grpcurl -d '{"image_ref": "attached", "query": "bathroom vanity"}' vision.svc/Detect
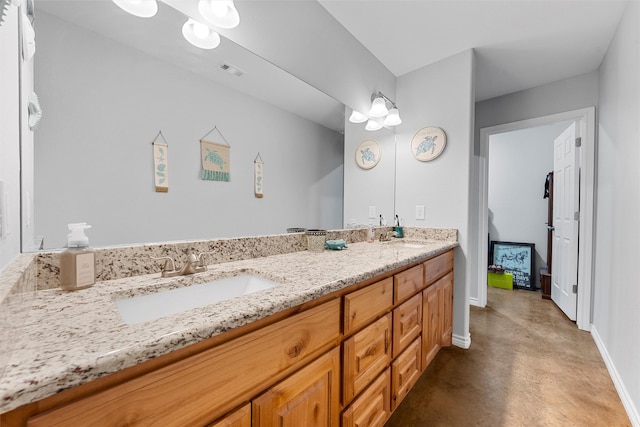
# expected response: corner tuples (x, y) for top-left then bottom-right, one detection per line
(0, 229), (457, 426)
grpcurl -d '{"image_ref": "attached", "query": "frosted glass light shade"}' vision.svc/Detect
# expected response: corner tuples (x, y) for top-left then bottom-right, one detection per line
(383, 108), (402, 126)
(112, 0), (158, 18)
(349, 110), (367, 123)
(365, 119), (383, 131)
(198, 0), (240, 29)
(369, 96), (388, 117)
(182, 19), (220, 49)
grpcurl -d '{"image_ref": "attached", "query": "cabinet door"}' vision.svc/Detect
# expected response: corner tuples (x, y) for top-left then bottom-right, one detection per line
(342, 368), (391, 427)
(440, 272), (454, 347)
(208, 404), (251, 427)
(392, 293), (422, 358)
(422, 282), (441, 370)
(252, 348), (340, 427)
(391, 338), (422, 411)
(343, 313), (392, 403)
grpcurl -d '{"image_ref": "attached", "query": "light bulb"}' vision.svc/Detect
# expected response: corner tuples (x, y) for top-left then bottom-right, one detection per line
(365, 119), (383, 131)
(369, 96), (388, 118)
(383, 108), (402, 126)
(349, 110), (367, 124)
(112, 0), (158, 18)
(198, 0), (240, 28)
(192, 21), (210, 39)
(209, 0), (231, 17)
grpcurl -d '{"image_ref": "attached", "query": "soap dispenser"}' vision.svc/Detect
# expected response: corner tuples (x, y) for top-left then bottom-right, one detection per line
(60, 223), (96, 291)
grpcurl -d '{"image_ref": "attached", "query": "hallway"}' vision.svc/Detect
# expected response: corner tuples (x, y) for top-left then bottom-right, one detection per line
(386, 287), (630, 426)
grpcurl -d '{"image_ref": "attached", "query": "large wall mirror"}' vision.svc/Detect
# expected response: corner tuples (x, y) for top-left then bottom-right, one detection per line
(22, 0), (396, 251)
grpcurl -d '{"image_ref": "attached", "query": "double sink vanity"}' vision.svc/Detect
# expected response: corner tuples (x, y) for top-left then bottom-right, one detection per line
(0, 227), (457, 426)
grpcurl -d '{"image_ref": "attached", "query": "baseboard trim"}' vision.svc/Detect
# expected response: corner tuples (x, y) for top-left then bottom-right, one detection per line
(591, 325), (640, 427)
(452, 333), (471, 349)
(469, 297), (482, 307)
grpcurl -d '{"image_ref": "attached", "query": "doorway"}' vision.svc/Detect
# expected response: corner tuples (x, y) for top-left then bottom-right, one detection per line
(475, 107), (596, 331)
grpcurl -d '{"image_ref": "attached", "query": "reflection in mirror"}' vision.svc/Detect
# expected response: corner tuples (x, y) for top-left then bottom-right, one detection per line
(343, 117), (396, 228)
(26, 1), (348, 250)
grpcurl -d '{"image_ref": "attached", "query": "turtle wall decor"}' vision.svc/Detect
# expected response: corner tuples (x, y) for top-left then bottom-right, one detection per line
(411, 126), (447, 161)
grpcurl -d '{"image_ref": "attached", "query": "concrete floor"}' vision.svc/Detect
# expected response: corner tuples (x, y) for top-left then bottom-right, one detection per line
(386, 286), (630, 426)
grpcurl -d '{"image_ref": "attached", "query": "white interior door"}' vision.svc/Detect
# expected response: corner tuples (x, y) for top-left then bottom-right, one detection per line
(551, 122), (579, 320)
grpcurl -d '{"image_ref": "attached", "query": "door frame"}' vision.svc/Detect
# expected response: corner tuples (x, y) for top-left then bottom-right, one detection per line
(475, 107), (596, 331)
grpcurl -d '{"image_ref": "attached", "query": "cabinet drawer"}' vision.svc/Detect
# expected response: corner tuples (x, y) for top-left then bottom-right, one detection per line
(343, 313), (392, 403)
(344, 277), (393, 335)
(394, 264), (424, 303)
(252, 348), (340, 427)
(392, 293), (422, 358)
(28, 300), (341, 427)
(208, 404), (251, 427)
(425, 250), (453, 286)
(342, 368), (391, 427)
(391, 338), (422, 411)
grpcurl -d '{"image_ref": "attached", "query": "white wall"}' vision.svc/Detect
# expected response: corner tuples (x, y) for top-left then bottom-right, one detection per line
(488, 122), (571, 284)
(394, 50), (475, 347)
(34, 12), (344, 248)
(593, 0), (640, 423)
(0, 7), (22, 272)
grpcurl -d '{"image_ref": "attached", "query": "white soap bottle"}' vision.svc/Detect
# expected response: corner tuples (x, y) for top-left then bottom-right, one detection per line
(367, 222), (375, 243)
(60, 223), (96, 291)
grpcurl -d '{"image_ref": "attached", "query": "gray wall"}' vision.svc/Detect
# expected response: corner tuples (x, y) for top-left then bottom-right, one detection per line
(488, 122), (571, 284)
(593, 0), (640, 420)
(34, 12), (344, 248)
(394, 49), (476, 346)
(0, 7), (22, 271)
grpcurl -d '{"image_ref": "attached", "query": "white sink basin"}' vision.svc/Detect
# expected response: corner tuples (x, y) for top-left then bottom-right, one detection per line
(382, 240), (427, 249)
(115, 275), (280, 325)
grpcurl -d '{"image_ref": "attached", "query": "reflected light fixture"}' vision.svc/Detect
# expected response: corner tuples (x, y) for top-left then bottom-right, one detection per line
(198, 0), (240, 29)
(182, 19), (221, 49)
(349, 110), (367, 123)
(112, 0), (158, 18)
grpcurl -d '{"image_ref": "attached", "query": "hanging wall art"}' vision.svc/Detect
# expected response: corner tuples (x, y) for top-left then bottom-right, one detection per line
(200, 126), (231, 182)
(411, 126), (447, 161)
(152, 131), (169, 192)
(254, 153), (264, 198)
(355, 139), (381, 170)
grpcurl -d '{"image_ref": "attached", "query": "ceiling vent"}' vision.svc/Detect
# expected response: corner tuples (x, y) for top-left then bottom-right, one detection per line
(220, 63), (245, 77)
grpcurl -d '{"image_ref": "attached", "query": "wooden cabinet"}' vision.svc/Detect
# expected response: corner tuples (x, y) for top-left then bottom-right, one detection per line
(343, 277), (393, 335)
(392, 293), (422, 358)
(208, 405), (251, 427)
(342, 368), (392, 427)
(26, 300), (340, 427)
(252, 348), (340, 427)
(343, 313), (392, 403)
(440, 272), (454, 347)
(422, 281), (441, 370)
(425, 250), (453, 286)
(391, 338), (422, 410)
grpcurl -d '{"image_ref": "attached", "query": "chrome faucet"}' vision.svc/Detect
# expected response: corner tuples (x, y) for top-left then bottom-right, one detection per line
(151, 252), (207, 278)
(379, 230), (399, 242)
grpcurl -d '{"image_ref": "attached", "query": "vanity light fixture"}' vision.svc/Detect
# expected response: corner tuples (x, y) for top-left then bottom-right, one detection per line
(348, 110), (368, 124)
(182, 18), (220, 49)
(112, 0), (158, 18)
(352, 91), (402, 131)
(198, 0), (240, 29)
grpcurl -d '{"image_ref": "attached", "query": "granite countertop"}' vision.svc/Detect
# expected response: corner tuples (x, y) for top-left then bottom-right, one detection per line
(0, 238), (457, 414)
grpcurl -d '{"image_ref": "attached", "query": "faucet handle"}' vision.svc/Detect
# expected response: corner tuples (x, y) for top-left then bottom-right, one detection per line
(150, 256), (176, 274)
(197, 251), (217, 267)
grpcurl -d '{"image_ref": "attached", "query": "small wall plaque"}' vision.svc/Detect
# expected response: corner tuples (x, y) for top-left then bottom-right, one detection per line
(411, 126), (447, 161)
(355, 139), (381, 170)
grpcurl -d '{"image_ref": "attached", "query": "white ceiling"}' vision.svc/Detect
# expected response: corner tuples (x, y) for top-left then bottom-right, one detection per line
(319, 0), (629, 101)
